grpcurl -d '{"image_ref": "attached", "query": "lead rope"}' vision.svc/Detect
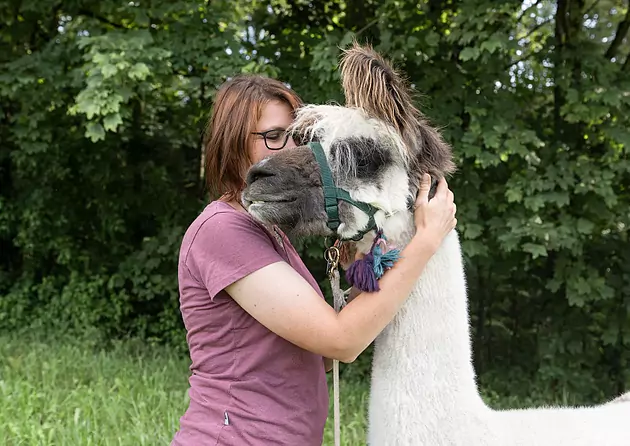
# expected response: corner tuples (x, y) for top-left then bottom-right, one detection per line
(324, 243), (346, 446)
(332, 268), (343, 446)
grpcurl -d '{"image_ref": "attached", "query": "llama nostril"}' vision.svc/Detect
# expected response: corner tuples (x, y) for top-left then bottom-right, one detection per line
(246, 164), (275, 185)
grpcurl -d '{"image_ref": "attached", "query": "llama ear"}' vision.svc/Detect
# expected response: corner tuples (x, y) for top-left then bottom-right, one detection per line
(339, 41), (457, 179)
(414, 123), (457, 180)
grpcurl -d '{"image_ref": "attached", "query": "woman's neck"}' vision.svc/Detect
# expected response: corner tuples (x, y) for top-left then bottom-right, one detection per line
(220, 195), (248, 214)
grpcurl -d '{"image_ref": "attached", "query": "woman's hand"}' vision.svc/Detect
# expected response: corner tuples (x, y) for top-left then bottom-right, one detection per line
(412, 174), (457, 248)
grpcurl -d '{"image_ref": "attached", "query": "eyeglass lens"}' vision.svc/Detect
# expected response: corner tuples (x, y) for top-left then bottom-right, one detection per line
(262, 129), (290, 150)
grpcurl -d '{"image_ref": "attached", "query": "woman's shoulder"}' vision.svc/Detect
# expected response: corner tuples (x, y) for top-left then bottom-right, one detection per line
(179, 200), (288, 296)
(180, 200), (280, 266)
(186, 200), (264, 241)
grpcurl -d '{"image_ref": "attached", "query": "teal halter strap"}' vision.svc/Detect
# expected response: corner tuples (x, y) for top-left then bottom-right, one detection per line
(308, 141), (378, 242)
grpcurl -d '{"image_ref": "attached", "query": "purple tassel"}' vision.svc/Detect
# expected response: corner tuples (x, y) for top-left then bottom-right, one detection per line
(344, 229), (402, 293)
(345, 252), (380, 292)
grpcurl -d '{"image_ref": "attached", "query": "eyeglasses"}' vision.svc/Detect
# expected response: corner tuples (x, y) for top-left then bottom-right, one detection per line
(251, 128), (291, 151)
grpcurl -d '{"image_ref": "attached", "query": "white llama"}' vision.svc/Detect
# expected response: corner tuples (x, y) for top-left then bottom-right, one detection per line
(241, 43), (630, 446)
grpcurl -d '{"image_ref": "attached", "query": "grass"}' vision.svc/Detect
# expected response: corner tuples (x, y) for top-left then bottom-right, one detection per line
(2, 332), (611, 445)
(0, 333), (368, 446)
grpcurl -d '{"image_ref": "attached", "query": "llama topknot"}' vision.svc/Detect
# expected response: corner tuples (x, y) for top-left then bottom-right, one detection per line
(339, 40), (456, 179)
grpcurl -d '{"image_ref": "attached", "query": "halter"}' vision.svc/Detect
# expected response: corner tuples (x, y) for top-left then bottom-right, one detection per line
(308, 141), (378, 242)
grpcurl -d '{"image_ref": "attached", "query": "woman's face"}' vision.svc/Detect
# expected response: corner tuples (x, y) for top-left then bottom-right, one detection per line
(249, 100), (297, 165)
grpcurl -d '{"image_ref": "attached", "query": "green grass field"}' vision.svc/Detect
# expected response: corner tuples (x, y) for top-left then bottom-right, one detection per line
(1, 332), (596, 446)
(0, 334), (367, 446)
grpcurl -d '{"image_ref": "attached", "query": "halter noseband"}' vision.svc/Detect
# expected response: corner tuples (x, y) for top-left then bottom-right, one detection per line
(308, 141), (378, 242)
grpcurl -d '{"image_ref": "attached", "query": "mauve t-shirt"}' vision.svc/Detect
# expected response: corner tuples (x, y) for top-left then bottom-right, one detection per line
(171, 201), (329, 446)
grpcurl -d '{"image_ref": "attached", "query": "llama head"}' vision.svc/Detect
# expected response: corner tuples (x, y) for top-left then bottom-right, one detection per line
(242, 42), (456, 242)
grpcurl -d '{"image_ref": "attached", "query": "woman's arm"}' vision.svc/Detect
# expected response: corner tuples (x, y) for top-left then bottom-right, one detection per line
(226, 174), (456, 363)
(226, 231), (439, 362)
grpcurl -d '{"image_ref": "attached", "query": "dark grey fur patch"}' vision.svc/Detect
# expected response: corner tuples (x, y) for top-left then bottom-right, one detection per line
(329, 136), (392, 180)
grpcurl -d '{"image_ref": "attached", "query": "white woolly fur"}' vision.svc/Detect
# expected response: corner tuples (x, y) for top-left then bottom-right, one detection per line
(365, 224), (630, 446)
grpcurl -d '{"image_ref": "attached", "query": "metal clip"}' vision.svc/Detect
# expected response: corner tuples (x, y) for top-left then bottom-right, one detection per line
(324, 245), (341, 278)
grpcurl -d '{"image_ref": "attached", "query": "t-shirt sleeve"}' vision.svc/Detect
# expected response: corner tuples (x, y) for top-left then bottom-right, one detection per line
(184, 211), (286, 300)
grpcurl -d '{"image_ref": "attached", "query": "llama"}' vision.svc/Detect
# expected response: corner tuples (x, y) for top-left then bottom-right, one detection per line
(241, 43), (630, 445)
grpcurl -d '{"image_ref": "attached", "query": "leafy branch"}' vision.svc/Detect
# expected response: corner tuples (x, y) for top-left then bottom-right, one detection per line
(516, 0), (541, 23)
(78, 9), (127, 29)
(355, 16), (381, 37)
(521, 19), (554, 42)
(583, 0), (602, 18)
(505, 20), (553, 70)
(604, 7), (630, 60)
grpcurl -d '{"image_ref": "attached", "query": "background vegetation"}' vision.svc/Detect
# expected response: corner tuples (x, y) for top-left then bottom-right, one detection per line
(1, 1), (629, 441)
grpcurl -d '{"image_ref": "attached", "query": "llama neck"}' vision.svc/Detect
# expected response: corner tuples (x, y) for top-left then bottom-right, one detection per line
(371, 217), (483, 411)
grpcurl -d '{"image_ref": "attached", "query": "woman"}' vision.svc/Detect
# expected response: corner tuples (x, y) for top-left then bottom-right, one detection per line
(171, 75), (457, 445)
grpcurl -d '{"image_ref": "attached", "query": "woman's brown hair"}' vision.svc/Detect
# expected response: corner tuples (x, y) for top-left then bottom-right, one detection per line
(204, 74), (303, 202)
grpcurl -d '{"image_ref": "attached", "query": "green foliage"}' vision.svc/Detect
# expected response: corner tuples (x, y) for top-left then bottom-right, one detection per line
(1, 0), (629, 403)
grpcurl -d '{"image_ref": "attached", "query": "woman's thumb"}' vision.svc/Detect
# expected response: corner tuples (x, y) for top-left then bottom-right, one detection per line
(417, 173), (431, 203)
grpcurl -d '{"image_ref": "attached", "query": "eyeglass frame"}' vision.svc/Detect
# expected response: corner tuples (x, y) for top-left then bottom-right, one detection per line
(251, 128), (292, 151)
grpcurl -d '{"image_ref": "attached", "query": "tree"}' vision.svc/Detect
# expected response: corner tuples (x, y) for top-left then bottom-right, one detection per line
(1, 0), (628, 401)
